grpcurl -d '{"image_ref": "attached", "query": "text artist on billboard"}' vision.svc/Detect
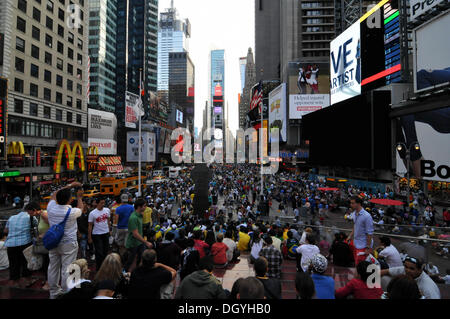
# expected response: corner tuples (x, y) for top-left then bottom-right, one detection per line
(88, 109), (117, 155)
(268, 83), (287, 143)
(288, 61), (330, 119)
(330, 21), (361, 105)
(413, 11), (450, 93)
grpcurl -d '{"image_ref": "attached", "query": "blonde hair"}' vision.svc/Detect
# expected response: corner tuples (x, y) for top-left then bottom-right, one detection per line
(71, 259), (90, 279)
(94, 253), (122, 285)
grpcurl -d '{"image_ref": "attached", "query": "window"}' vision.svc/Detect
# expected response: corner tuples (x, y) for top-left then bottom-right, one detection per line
(15, 78), (24, 93)
(68, 32), (74, 44)
(17, 16), (26, 33)
(32, 26), (40, 40)
(44, 88), (51, 101)
(44, 106), (51, 118)
(67, 111), (72, 123)
(44, 70), (51, 83)
(67, 79), (73, 91)
(56, 58), (63, 70)
(57, 41), (63, 54)
(56, 74), (63, 87)
(58, 8), (64, 21)
(55, 92), (62, 104)
(16, 37), (25, 52)
(76, 99), (82, 109)
(31, 44), (39, 59)
(30, 83), (38, 97)
(18, 0), (28, 13)
(30, 63), (39, 78)
(45, 51), (52, 65)
(67, 96), (72, 107)
(15, 57), (24, 72)
(33, 7), (41, 22)
(45, 34), (52, 48)
(30, 103), (38, 116)
(58, 24), (64, 37)
(76, 68), (82, 79)
(46, 0), (53, 12)
(76, 83), (82, 95)
(76, 114), (81, 125)
(46, 16), (53, 30)
(67, 63), (73, 75)
(68, 48), (73, 59)
(77, 53), (82, 65)
(77, 38), (83, 50)
(59, 0), (65, 5)
(14, 99), (24, 113)
(78, 25), (83, 35)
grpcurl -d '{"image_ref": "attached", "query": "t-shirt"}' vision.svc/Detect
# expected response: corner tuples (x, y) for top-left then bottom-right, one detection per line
(142, 207), (152, 225)
(128, 266), (173, 299)
(271, 236), (282, 252)
(388, 266), (441, 299)
(296, 244), (320, 272)
(88, 208), (111, 235)
(311, 273), (335, 299)
(211, 242), (228, 265)
(378, 245), (403, 268)
(126, 212), (143, 249)
(223, 238), (237, 262)
(237, 232), (250, 251)
(335, 278), (383, 299)
(256, 277), (282, 299)
(115, 204), (134, 230)
(47, 200), (81, 244)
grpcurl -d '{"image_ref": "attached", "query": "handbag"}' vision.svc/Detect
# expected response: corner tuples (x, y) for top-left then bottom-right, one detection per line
(23, 245), (43, 271)
(43, 208), (71, 250)
(30, 216), (49, 255)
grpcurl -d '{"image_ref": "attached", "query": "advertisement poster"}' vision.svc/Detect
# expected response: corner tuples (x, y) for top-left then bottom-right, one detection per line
(288, 61), (330, 119)
(88, 108), (117, 155)
(330, 21), (361, 105)
(176, 109), (183, 124)
(268, 83), (287, 143)
(396, 107), (450, 182)
(158, 128), (165, 153)
(125, 91), (142, 128)
(164, 131), (171, 154)
(414, 11), (450, 92)
(127, 131), (156, 162)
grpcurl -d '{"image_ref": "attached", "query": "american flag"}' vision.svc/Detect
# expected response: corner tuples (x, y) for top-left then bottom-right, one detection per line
(250, 81), (262, 113)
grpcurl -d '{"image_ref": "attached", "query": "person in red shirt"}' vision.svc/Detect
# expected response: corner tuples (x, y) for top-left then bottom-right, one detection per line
(335, 261), (383, 299)
(193, 230), (210, 259)
(443, 209), (450, 227)
(211, 233), (229, 267)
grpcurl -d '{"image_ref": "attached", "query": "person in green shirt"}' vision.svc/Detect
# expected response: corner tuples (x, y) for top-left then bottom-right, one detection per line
(124, 199), (153, 272)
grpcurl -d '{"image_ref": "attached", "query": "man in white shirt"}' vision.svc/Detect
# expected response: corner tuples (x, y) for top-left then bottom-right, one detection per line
(223, 230), (238, 262)
(296, 233), (320, 272)
(47, 182), (83, 299)
(425, 262), (439, 276)
(377, 236), (403, 268)
(380, 256), (441, 299)
(88, 199), (111, 270)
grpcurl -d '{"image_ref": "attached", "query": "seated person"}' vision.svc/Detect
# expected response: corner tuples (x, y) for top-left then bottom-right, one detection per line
(335, 261), (383, 299)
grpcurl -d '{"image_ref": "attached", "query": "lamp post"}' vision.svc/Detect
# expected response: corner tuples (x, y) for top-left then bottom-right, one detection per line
(396, 141), (420, 207)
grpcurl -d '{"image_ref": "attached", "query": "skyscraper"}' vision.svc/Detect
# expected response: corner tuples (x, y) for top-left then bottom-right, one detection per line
(209, 49), (225, 141)
(158, 4), (190, 104)
(88, 0), (117, 113)
(239, 48), (256, 129)
(239, 57), (247, 93)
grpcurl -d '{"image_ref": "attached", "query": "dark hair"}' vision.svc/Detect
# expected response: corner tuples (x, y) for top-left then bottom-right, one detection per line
(238, 277), (265, 299)
(230, 278), (245, 300)
(24, 202), (40, 211)
(56, 188), (72, 205)
(263, 235), (273, 245)
(287, 230), (293, 239)
(240, 226), (247, 233)
(178, 228), (186, 239)
(356, 261), (373, 283)
(186, 238), (195, 248)
(306, 233), (316, 245)
(141, 249), (157, 268)
(386, 275), (422, 299)
(193, 230), (202, 240)
(134, 198), (146, 210)
(205, 230), (216, 246)
(350, 195), (364, 205)
(380, 236), (391, 247)
(295, 271), (315, 299)
(225, 229), (233, 239)
(198, 256), (214, 272)
(165, 231), (175, 241)
(254, 257), (268, 277)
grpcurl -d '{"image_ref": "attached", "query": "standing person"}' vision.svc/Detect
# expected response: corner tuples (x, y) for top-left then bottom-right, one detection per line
(77, 200), (90, 260)
(47, 182), (83, 299)
(88, 199), (111, 270)
(113, 194), (134, 256)
(36, 209), (50, 290)
(0, 228), (9, 270)
(142, 203), (153, 238)
(259, 235), (283, 279)
(3, 202), (40, 287)
(347, 196), (374, 265)
(124, 199), (153, 272)
(443, 208), (450, 227)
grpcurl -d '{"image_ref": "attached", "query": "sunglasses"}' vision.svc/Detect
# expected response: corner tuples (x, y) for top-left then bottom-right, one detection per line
(404, 256), (419, 265)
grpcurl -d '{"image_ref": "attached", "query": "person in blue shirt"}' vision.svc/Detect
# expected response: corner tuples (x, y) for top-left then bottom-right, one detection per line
(113, 194), (135, 255)
(309, 253), (335, 299)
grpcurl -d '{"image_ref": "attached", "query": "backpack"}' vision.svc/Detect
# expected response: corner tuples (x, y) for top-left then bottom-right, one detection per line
(43, 208), (71, 250)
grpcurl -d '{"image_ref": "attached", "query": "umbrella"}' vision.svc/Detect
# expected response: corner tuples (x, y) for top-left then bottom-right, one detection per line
(369, 198), (404, 206)
(283, 179), (298, 183)
(317, 187), (339, 191)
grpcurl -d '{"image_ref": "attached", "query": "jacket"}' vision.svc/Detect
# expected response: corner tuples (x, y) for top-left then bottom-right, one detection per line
(175, 270), (227, 299)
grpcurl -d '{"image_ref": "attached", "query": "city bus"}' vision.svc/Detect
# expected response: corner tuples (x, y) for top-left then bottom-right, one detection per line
(100, 175), (146, 197)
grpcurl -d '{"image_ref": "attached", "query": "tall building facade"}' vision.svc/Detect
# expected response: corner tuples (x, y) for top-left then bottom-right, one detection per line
(209, 49), (225, 141)
(157, 4), (190, 104)
(88, 0), (117, 112)
(239, 57), (246, 93)
(239, 48), (256, 129)
(0, 0), (89, 191)
(168, 52), (194, 133)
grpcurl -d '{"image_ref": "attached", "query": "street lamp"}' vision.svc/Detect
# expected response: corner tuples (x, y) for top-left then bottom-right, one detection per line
(396, 141), (420, 207)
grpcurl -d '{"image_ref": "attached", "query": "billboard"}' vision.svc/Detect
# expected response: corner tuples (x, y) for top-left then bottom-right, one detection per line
(330, 21), (361, 105)
(288, 62), (330, 119)
(88, 109), (117, 155)
(158, 128), (165, 153)
(214, 107), (222, 114)
(413, 11), (450, 93)
(410, 0), (446, 22)
(127, 131), (156, 162)
(396, 106), (450, 182)
(268, 83), (287, 143)
(176, 109), (183, 124)
(164, 130), (171, 154)
(125, 91), (142, 128)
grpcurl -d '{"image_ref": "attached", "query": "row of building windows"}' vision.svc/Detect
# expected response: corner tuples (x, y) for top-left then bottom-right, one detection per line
(13, 99), (81, 124)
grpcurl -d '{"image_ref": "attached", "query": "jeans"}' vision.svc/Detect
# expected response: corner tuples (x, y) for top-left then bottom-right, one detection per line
(92, 233), (110, 270)
(48, 241), (79, 299)
(79, 233), (88, 259)
(7, 243), (32, 281)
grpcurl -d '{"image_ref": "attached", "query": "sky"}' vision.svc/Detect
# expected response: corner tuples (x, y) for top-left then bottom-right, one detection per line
(158, 0), (255, 135)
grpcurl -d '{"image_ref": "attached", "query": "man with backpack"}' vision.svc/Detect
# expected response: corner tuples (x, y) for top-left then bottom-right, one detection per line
(46, 182), (83, 299)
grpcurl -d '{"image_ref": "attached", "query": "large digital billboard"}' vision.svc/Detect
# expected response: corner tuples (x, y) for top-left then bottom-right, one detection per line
(88, 109), (117, 155)
(127, 131), (156, 162)
(268, 83), (287, 143)
(413, 11), (450, 92)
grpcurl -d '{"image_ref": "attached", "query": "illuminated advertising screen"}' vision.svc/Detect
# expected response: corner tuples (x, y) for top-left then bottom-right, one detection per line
(214, 107), (222, 114)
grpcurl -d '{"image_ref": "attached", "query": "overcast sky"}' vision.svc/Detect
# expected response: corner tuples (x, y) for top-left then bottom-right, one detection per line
(159, 0), (255, 135)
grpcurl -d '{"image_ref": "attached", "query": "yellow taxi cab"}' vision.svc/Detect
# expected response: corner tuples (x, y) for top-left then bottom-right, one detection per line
(83, 189), (101, 198)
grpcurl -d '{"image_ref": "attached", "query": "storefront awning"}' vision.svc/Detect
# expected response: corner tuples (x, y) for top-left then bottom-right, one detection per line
(98, 156), (123, 173)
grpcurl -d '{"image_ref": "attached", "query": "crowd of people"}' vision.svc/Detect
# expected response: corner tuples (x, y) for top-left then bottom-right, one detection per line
(0, 164), (448, 299)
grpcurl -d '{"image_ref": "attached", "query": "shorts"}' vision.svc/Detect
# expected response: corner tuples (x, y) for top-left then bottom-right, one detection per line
(115, 229), (128, 247)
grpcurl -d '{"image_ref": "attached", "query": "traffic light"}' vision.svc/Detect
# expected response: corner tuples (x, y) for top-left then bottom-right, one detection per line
(0, 77), (7, 159)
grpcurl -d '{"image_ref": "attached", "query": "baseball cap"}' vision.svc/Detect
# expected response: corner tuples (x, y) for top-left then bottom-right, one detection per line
(120, 194), (129, 202)
(310, 254), (328, 273)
